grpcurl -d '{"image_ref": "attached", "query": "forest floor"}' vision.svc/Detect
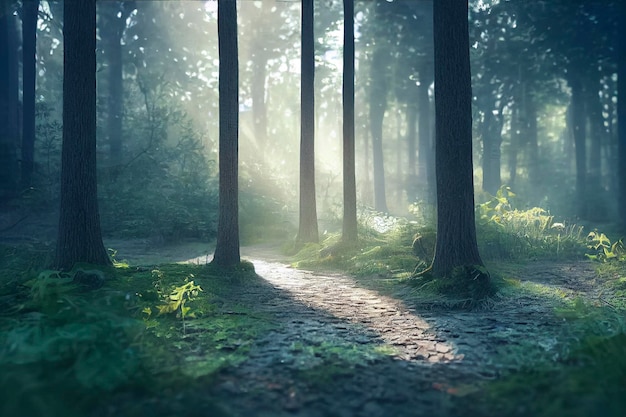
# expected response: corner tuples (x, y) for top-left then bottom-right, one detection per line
(96, 240), (623, 417)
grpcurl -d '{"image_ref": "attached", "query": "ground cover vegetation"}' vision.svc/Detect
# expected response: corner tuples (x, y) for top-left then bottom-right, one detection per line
(1, 0), (625, 415)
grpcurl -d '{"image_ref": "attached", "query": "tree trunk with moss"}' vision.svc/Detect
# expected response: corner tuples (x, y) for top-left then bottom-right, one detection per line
(431, 0), (484, 278)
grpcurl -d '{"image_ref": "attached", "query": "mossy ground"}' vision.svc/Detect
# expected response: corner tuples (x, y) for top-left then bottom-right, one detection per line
(288, 223), (626, 417)
(0, 243), (273, 417)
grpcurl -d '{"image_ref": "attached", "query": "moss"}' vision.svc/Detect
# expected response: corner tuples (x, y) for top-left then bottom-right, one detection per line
(0, 244), (274, 417)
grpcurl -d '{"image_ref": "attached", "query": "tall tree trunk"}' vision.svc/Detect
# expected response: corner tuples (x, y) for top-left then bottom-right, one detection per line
(618, 0), (626, 229)
(104, 1), (131, 162)
(212, 0), (241, 267)
(586, 79), (603, 189)
(524, 90), (540, 191)
(369, 45), (388, 213)
(297, 0), (319, 243)
(250, 0), (272, 155)
(56, 0), (110, 269)
(586, 76), (607, 219)
(481, 108), (502, 196)
(342, 0), (357, 242)
(431, 0), (484, 278)
(417, 67), (434, 204)
(0, 3), (19, 201)
(21, 0), (38, 189)
(508, 104), (520, 188)
(569, 74), (587, 219)
(406, 92), (417, 202)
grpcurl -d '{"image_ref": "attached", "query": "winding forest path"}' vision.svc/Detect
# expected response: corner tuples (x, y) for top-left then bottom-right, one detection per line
(195, 246), (603, 417)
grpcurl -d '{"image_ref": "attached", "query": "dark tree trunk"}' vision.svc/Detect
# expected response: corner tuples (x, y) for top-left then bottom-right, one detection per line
(617, 1), (626, 230)
(21, 0), (38, 189)
(585, 78), (603, 189)
(212, 0), (240, 267)
(369, 45), (388, 213)
(524, 90), (540, 190)
(0, 3), (20, 201)
(297, 0), (319, 244)
(508, 104), (520, 188)
(406, 92), (417, 202)
(56, 0), (110, 269)
(417, 67), (434, 204)
(102, 1), (131, 162)
(568, 75), (587, 219)
(251, 39), (268, 152)
(481, 108), (502, 195)
(431, 0), (484, 277)
(342, 0), (357, 243)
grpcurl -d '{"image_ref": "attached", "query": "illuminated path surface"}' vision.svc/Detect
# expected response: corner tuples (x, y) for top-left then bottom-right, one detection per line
(201, 247), (601, 417)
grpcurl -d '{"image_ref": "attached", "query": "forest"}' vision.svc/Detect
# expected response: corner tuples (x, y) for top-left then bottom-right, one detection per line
(0, 0), (625, 416)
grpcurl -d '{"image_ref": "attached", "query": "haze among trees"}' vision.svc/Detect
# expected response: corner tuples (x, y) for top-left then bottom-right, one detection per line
(0, 1), (625, 416)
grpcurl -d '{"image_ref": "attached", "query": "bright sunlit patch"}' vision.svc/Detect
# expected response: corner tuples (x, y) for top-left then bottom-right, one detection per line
(249, 258), (461, 364)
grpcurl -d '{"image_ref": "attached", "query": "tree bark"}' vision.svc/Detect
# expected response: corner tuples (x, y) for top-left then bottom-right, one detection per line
(342, 0), (357, 242)
(481, 108), (502, 196)
(56, 0), (110, 269)
(102, 1), (132, 162)
(369, 45), (388, 213)
(0, 3), (19, 201)
(568, 74), (587, 219)
(417, 66), (434, 204)
(212, 0), (241, 267)
(406, 90), (417, 202)
(21, 0), (38, 189)
(618, 0), (626, 229)
(431, 0), (484, 277)
(296, 0), (319, 244)
(251, 29), (268, 153)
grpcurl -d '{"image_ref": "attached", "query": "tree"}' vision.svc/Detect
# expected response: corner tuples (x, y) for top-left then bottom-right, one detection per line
(341, 0), (357, 242)
(100, 1), (134, 162)
(0, 1), (19, 201)
(21, 0), (38, 189)
(55, 0), (110, 269)
(369, 43), (389, 213)
(617, 2), (626, 230)
(212, 0), (241, 267)
(430, 0), (484, 277)
(296, 0), (319, 244)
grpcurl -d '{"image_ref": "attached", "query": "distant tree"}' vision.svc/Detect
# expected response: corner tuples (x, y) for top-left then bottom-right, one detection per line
(0, 1), (20, 201)
(369, 43), (389, 213)
(430, 0), (484, 277)
(55, 0), (110, 269)
(100, 1), (134, 162)
(342, 0), (357, 242)
(21, 0), (38, 189)
(212, 0), (241, 267)
(617, 1), (626, 230)
(297, 0), (319, 244)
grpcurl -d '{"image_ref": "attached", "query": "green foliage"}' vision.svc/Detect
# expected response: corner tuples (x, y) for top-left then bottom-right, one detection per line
(99, 108), (219, 242)
(0, 268), (143, 417)
(407, 265), (498, 309)
(290, 212), (422, 278)
(477, 186), (586, 260)
(585, 231), (626, 262)
(0, 245), (273, 416)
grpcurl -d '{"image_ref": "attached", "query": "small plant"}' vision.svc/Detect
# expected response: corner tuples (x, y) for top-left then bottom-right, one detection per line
(143, 273), (203, 333)
(585, 231), (626, 262)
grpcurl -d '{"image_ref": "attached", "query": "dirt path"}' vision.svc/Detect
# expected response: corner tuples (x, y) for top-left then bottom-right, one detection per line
(193, 248), (603, 417)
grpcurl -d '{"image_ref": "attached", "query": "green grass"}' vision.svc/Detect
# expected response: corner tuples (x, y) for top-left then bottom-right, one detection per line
(0, 244), (274, 417)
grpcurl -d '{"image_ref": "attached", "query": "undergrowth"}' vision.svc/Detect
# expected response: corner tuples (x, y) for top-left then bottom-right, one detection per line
(0, 244), (271, 417)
